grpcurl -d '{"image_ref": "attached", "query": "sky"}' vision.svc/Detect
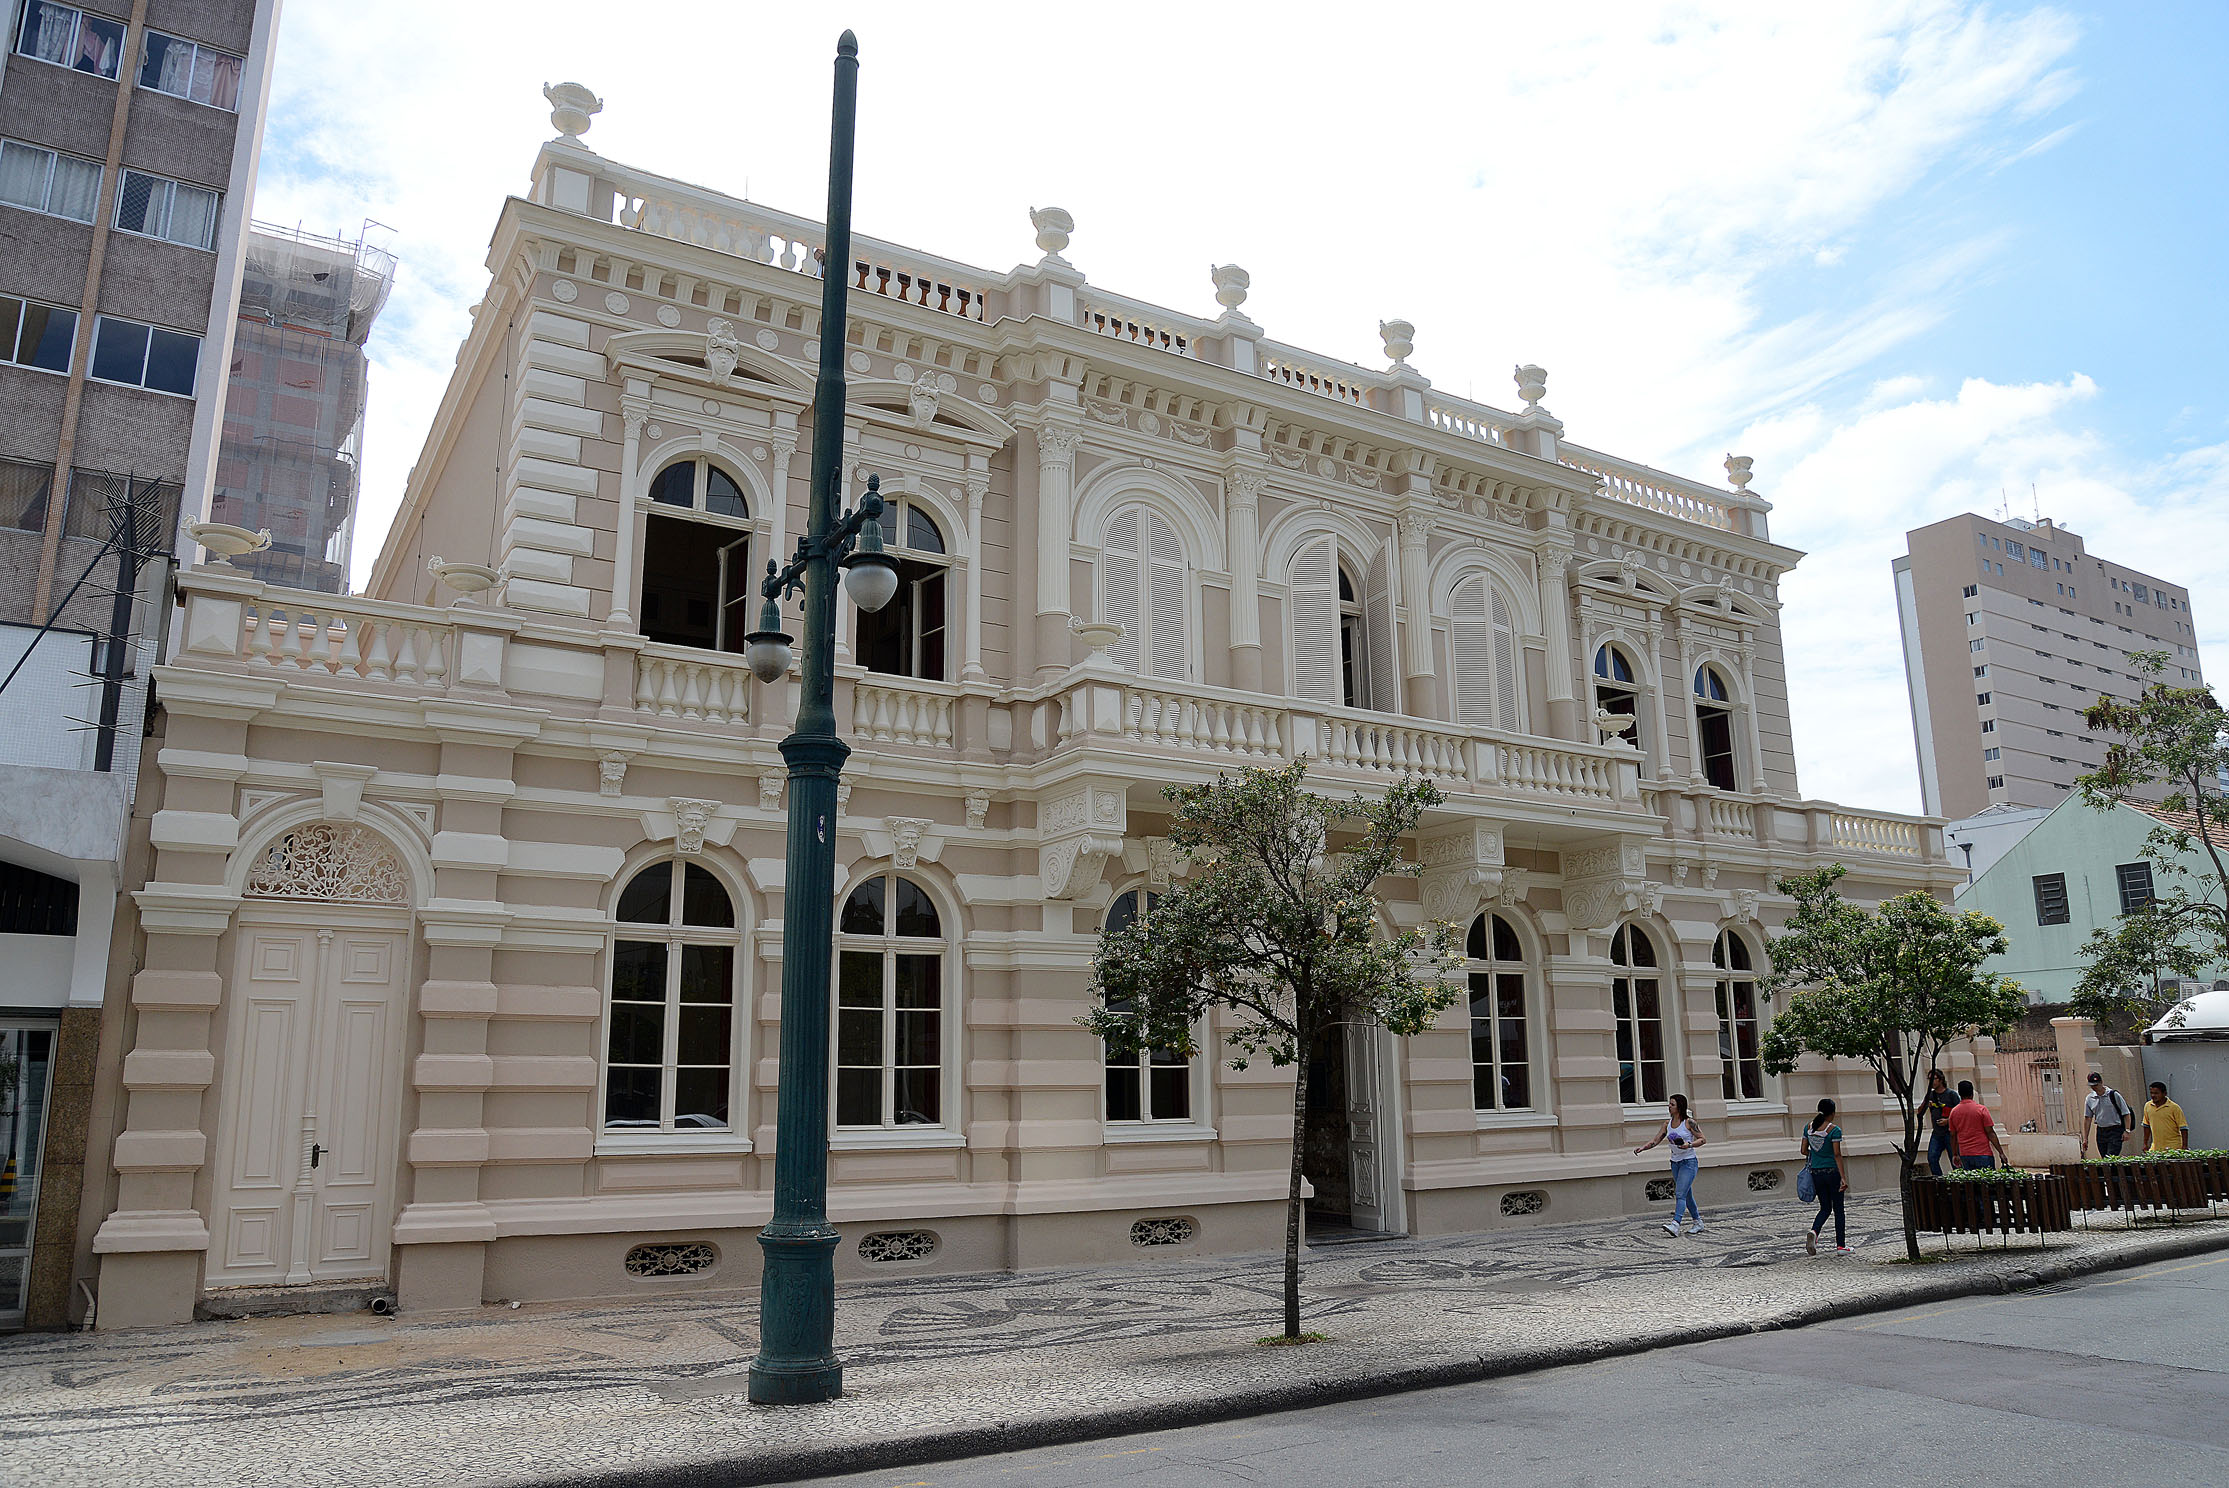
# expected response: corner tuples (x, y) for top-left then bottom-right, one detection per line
(249, 0), (2229, 818)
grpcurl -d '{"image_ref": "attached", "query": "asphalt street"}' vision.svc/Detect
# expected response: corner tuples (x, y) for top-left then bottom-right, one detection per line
(779, 1251), (2229, 1487)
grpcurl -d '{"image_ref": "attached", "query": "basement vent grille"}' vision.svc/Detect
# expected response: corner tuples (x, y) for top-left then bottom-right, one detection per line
(1500, 1190), (1547, 1217)
(1129, 1216), (1197, 1247)
(858, 1231), (939, 1263)
(625, 1242), (716, 1278)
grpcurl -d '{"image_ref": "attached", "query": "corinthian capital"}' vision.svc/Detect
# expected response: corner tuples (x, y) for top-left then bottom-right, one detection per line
(1540, 545), (1572, 583)
(1397, 508), (1436, 548)
(1036, 423), (1081, 466)
(1226, 467), (1269, 510)
(623, 408), (649, 440)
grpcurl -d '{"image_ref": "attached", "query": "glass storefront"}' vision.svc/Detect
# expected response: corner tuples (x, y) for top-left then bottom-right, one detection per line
(1, 1025), (57, 1328)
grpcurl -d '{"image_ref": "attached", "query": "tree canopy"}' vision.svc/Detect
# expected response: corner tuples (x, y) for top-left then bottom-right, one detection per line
(1761, 865), (2028, 1258)
(2071, 653), (2229, 1023)
(1087, 761), (1459, 1338)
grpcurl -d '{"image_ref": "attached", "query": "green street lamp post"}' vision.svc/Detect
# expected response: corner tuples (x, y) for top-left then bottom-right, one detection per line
(742, 28), (898, 1407)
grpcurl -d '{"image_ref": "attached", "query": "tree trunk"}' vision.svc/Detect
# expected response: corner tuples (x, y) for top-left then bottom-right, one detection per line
(1898, 1141), (1921, 1261)
(1283, 1048), (1311, 1340)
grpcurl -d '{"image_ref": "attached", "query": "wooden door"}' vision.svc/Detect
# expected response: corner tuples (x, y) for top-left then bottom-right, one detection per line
(209, 919), (408, 1288)
(1344, 1022), (1385, 1231)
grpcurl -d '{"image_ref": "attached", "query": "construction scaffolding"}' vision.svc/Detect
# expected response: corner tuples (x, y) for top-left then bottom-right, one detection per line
(208, 222), (396, 594)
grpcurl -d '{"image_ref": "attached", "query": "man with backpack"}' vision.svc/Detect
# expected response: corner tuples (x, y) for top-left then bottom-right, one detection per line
(2081, 1071), (2135, 1157)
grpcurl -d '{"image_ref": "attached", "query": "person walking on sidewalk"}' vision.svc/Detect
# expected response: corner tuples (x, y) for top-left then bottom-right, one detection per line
(1801, 1099), (1850, 1255)
(1944, 1079), (2007, 1169)
(2142, 1081), (2190, 1153)
(1636, 1094), (1707, 1236)
(1922, 1069), (1959, 1176)
(2081, 1072), (2134, 1157)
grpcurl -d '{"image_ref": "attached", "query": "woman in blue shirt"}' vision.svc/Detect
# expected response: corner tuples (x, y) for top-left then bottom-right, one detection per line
(1802, 1098), (1852, 1255)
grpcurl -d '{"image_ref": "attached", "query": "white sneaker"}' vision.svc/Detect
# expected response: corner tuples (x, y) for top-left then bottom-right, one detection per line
(1835, 1245), (1853, 1255)
(1689, 1221), (1706, 1234)
(1663, 1221), (1680, 1237)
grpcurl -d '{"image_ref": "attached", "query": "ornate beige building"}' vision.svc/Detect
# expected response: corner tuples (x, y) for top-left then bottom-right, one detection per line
(79, 88), (1983, 1328)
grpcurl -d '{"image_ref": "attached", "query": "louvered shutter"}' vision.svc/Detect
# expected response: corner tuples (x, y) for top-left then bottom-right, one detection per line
(1144, 509), (1187, 680)
(1290, 536), (1340, 704)
(1451, 576), (1495, 727)
(1103, 506), (1143, 673)
(1491, 587), (1519, 731)
(1363, 542), (1400, 713)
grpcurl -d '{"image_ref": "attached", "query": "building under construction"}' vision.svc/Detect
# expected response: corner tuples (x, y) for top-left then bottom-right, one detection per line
(208, 224), (395, 593)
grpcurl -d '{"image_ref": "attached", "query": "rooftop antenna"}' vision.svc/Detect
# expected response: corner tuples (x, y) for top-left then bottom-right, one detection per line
(2032, 483), (2041, 522)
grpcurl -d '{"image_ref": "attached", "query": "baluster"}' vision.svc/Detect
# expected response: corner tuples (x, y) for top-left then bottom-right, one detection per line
(360, 622), (392, 681)
(634, 659), (658, 712)
(420, 629), (447, 689)
(656, 662), (682, 716)
(391, 627), (422, 684)
(934, 697), (954, 749)
(333, 617), (362, 678)
(676, 665), (705, 721)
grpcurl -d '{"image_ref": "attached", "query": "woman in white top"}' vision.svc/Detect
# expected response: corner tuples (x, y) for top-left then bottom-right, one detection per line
(1635, 1093), (1706, 1236)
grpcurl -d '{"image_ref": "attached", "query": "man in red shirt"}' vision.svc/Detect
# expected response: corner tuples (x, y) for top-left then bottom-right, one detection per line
(1943, 1080), (2007, 1169)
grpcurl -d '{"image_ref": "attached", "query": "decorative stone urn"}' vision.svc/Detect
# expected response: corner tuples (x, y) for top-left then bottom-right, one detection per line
(1515, 364), (1549, 410)
(185, 520), (270, 566)
(1030, 206), (1074, 260)
(1071, 620), (1124, 667)
(543, 82), (602, 140)
(1379, 319), (1415, 366)
(1211, 264), (1250, 310)
(428, 556), (506, 604)
(1724, 454), (1755, 491)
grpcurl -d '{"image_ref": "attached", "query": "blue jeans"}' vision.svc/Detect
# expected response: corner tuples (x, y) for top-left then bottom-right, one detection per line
(1810, 1169), (1845, 1246)
(1927, 1127), (1953, 1177)
(1670, 1158), (1700, 1226)
(1959, 1154), (1997, 1170)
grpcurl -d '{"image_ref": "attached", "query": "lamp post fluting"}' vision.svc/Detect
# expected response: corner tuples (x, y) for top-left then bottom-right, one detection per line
(744, 29), (896, 1407)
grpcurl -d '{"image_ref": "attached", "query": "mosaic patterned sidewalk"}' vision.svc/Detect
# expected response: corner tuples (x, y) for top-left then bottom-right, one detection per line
(5, 1198), (2224, 1488)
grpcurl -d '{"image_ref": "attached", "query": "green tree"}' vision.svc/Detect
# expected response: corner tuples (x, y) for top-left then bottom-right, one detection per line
(1085, 761), (1460, 1340)
(2070, 653), (2229, 1024)
(1760, 866), (2028, 1260)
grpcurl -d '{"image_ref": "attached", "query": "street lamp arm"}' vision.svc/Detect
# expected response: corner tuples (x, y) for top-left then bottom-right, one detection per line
(762, 478), (888, 602)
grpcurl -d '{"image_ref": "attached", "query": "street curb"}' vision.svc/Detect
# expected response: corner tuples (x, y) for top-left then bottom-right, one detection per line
(549, 1225), (2229, 1488)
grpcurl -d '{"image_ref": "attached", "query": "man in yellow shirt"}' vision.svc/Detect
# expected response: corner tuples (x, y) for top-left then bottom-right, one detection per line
(2142, 1082), (2190, 1153)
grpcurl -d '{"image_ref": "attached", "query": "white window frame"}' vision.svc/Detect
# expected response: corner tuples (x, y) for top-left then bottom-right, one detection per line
(831, 869), (960, 1146)
(86, 314), (200, 396)
(1097, 886), (1214, 1139)
(1712, 928), (1771, 1106)
(135, 26), (243, 111)
(856, 494), (952, 682)
(112, 167), (220, 250)
(1466, 910), (1540, 1118)
(596, 857), (750, 1154)
(0, 137), (102, 223)
(1593, 641), (1646, 753)
(1610, 921), (1673, 1111)
(1690, 663), (1742, 792)
(639, 454), (764, 652)
(0, 293), (79, 375)
(1098, 502), (1188, 683)
(13, 2), (124, 80)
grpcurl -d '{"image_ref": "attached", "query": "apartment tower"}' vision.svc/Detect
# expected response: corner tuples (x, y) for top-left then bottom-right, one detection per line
(0, 0), (281, 1329)
(1895, 513), (2205, 821)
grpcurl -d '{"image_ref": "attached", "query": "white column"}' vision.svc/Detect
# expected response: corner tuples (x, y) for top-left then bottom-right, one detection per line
(1033, 421), (1080, 681)
(608, 406), (647, 626)
(1538, 544), (1579, 738)
(1740, 641), (1769, 792)
(766, 433), (796, 586)
(1397, 507), (1435, 678)
(963, 474), (988, 682)
(1226, 470), (1264, 648)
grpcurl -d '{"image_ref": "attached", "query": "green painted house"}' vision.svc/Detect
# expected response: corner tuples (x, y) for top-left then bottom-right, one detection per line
(1958, 795), (2216, 1004)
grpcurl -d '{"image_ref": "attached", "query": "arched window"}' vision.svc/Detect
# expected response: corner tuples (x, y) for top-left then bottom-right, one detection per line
(604, 858), (742, 1133)
(1713, 929), (1764, 1101)
(1290, 537), (1394, 711)
(1450, 575), (1519, 731)
(1609, 922), (1667, 1106)
(1594, 643), (1642, 748)
(1466, 912), (1531, 1111)
(640, 456), (754, 654)
(1100, 504), (1186, 680)
(1693, 665), (1738, 791)
(1101, 889), (1192, 1124)
(854, 495), (949, 680)
(1338, 563), (1370, 709)
(836, 872), (948, 1129)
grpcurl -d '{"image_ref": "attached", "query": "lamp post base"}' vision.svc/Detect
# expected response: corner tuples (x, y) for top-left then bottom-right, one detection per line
(748, 1222), (844, 1404)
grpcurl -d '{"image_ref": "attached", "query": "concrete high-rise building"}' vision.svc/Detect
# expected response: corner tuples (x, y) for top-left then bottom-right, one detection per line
(0, 0), (281, 1330)
(1895, 513), (2206, 821)
(207, 223), (394, 593)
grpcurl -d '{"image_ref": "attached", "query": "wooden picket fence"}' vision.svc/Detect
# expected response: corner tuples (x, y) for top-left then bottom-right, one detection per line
(2046, 1155), (2229, 1215)
(1909, 1173), (2072, 1236)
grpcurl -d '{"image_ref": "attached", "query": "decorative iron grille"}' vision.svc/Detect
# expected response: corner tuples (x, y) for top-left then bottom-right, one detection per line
(858, 1230), (939, 1263)
(624, 1242), (717, 1277)
(1128, 1216), (1197, 1247)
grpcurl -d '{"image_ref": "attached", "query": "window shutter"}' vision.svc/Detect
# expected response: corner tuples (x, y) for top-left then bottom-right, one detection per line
(1491, 587), (1519, 731)
(1364, 542), (1399, 713)
(1451, 576), (1495, 727)
(1144, 509), (1186, 680)
(1103, 506), (1142, 674)
(1290, 537), (1340, 705)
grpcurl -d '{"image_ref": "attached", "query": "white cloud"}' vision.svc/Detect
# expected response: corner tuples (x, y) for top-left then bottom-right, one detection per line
(247, 0), (2125, 815)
